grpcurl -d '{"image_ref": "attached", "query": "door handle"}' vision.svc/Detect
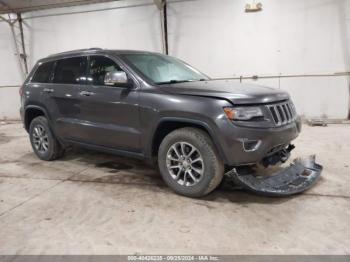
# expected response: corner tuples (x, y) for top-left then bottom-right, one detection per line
(43, 88), (54, 93)
(79, 91), (94, 96)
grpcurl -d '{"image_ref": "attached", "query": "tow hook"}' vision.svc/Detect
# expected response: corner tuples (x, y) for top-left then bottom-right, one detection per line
(223, 155), (322, 196)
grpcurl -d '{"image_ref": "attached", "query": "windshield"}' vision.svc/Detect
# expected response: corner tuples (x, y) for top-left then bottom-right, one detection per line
(121, 53), (209, 84)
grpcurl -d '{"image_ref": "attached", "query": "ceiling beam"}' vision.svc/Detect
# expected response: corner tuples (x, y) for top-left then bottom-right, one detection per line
(0, 0), (120, 15)
(0, 0), (14, 14)
(153, 0), (164, 10)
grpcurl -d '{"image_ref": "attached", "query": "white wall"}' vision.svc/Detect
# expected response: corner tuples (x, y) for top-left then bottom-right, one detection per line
(0, 0), (349, 119)
(24, 0), (163, 68)
(0, 21), (24, 85)
(0, 0), (162, 119)
(0, 20), (23, 119)
(167, 0), (350, 119)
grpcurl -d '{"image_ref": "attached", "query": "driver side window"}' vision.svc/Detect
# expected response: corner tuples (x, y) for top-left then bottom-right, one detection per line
(88, 56), (123, 86)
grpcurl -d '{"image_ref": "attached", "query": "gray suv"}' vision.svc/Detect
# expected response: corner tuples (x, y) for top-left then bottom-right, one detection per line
(20, 48), (303, 197)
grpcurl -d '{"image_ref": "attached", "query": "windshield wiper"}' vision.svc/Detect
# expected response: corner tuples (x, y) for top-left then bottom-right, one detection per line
(156, 80), (191, 85)
(156, 79), (204, 85)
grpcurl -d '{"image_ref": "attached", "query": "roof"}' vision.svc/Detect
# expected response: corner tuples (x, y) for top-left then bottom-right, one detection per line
(0, 0), (119, 15)
(47, 47), (104, 57)
(40, 48), (160, 62)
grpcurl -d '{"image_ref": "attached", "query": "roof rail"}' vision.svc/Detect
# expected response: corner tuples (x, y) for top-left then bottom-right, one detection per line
(48, 48), (103, 57)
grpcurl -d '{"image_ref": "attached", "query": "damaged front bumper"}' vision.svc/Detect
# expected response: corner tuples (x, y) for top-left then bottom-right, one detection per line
(225, 155), (322, 196)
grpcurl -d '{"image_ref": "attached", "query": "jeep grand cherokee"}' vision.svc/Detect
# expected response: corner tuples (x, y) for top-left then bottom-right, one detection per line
(20, 48), (303, 197)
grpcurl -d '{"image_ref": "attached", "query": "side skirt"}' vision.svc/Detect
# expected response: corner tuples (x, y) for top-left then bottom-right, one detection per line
(66, 139), (147, 161)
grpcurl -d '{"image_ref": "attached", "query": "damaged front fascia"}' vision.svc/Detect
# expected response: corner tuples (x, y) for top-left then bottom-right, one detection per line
(225, 155), (323, 196)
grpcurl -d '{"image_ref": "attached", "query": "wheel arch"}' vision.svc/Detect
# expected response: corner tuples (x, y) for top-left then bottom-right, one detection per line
(150, 117), (228, 164)
(24, 105), (50, 132)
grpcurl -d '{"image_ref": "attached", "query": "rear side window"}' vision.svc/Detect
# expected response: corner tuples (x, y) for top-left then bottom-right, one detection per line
(31, 61), (54, 83)
(88, 56), (122, 86)
(53, 56), (87, 84)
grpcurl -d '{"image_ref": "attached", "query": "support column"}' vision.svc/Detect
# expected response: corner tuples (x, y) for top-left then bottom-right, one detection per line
(154, 0), (169, 55)
(0, 13), (28, 80)
(17, 13), (28, 74)
(163, 1), (168, 55)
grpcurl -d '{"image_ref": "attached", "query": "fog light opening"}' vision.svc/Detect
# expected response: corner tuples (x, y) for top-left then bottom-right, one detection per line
(242, 140), (261, 152)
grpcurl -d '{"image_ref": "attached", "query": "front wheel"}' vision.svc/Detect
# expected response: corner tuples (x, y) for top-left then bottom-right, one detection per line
(158, 127), (224, 197)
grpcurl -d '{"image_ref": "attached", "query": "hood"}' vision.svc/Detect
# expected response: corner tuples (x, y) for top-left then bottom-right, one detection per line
(160, 79), (290, 105)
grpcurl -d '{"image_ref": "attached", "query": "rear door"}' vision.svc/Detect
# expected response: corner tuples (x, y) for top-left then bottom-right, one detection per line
(76, 55), (141, 152)
(46, 56), (88, 140)
(27, 60), (55, 111)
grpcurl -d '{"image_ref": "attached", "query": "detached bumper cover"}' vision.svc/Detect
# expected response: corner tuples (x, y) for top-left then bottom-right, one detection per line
(225, 155), (322, 196)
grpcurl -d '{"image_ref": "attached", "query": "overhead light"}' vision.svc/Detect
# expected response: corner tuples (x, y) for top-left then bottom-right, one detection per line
(245, 2), (263, 12)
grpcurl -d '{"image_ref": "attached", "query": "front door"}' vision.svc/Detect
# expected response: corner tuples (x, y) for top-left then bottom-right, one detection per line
(76, 55), (141, 152)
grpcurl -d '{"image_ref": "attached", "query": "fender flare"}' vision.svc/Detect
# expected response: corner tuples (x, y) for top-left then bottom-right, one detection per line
(149, 117), (229, 164)
(24, 105), (52, 131)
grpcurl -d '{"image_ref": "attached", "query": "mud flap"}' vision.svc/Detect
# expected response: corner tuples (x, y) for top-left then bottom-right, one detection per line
(225, 155), (323, 196)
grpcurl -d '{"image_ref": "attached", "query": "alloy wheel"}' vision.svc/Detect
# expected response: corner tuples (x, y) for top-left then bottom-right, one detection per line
(32, 124), (49, 154)
(166, 142), (204, 187)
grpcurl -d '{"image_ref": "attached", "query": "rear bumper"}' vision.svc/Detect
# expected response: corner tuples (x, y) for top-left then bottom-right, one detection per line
(219, 117), (302, 166)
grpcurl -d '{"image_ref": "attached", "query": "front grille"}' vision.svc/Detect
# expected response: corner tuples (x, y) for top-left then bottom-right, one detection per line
(267, 101), (296, 126)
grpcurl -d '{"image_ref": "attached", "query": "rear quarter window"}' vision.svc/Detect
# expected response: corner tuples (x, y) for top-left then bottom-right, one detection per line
(31, 61), (55, 83)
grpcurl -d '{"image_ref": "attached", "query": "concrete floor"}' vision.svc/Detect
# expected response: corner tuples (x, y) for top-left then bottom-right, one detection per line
(0, 122), (349, 255)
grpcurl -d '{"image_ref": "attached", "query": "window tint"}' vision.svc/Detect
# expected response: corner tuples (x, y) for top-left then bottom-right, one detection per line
(88, 56), (122, 86)
(32, 61), (54, 83)
(53, 57), (87, 84)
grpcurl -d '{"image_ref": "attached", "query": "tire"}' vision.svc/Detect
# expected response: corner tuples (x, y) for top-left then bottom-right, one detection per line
(29, 116), (64, 161)
(158, 127), (224, 197)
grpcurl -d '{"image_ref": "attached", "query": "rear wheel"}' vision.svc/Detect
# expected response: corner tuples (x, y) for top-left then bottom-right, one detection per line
(158, 127), (224, 197)
(29, 116), (64, 161)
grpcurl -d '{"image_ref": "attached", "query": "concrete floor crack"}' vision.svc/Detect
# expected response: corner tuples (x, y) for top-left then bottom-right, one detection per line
(0, 179), (64, 218)
(0, 167), (90, 218)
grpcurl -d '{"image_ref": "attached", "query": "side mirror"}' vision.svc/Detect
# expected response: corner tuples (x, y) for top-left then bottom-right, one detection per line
(104, 70), (132, 87)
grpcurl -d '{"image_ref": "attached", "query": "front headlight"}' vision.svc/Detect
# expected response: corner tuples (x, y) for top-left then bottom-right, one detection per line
(223, 106), (264, 121)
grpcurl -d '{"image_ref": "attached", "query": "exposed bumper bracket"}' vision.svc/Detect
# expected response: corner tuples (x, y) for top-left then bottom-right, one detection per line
(225, 155), (322, 196)
(261, 144), (295, 167)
